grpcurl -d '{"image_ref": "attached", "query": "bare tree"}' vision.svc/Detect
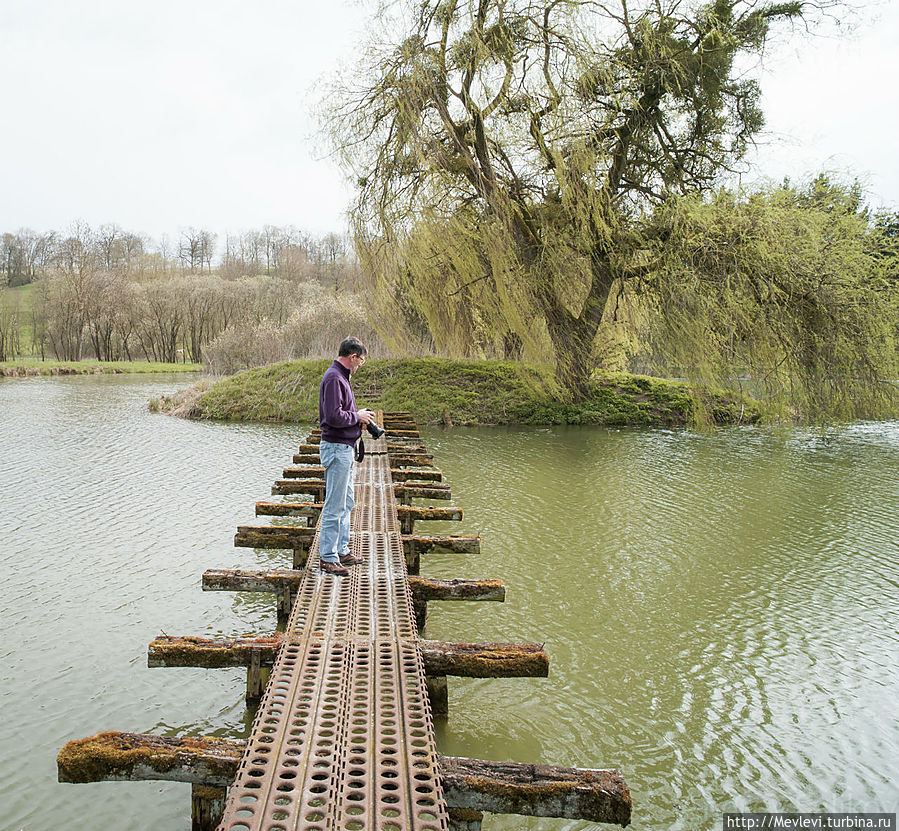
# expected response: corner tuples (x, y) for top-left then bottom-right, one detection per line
(1, 229), (55, 287)
(96, 224), (124, 271)
(178, 227), (217, 273)
(1, 234), (21, 288)
(45, 222), (100, 360)
(0, 289), (21, 360)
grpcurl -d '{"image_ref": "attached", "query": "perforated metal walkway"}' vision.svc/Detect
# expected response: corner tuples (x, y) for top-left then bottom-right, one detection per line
(216, 431), (449, 831)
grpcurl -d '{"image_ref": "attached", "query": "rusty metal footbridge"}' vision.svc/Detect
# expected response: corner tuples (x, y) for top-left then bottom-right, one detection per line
(57, 412), (631, 831)
(217, 419), (447, 831)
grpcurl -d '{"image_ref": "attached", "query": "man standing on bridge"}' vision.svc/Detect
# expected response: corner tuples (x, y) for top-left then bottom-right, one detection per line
(318, 336), (375, 576)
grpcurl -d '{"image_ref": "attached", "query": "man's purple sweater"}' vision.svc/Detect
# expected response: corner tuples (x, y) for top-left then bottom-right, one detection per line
(319, 360), (362, 446)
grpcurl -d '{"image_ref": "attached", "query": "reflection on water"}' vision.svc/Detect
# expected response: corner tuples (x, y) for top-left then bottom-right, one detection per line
(1, 377), (897, 830)
(422, 425), (899, 829)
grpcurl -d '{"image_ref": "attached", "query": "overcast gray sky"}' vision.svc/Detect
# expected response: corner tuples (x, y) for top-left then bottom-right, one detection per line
(1, 0), (897, 247)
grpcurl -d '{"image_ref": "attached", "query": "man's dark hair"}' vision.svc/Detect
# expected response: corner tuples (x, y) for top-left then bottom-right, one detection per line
(338, 337), (367, 357)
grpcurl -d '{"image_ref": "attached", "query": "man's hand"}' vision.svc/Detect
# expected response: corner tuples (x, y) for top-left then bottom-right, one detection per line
(357, 408), (375, 425)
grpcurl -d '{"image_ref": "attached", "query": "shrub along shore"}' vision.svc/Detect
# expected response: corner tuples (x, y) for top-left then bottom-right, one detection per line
(151, 358), (759, 427)
(0, 359), (203, 377)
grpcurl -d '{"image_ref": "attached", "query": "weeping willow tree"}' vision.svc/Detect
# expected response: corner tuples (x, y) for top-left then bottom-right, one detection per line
(327, 0), (895, 413)
(638, 179), (897, 419)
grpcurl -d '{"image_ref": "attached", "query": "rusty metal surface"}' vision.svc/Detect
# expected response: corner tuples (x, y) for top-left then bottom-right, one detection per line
(217, 427), (449, 831)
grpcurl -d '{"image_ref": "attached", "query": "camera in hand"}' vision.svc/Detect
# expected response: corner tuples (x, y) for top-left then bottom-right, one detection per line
(366, 421), (386, 439)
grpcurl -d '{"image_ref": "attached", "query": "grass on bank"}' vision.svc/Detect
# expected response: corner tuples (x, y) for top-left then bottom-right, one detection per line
(151, 358), (759, 427)
(0, 358), (203, 376)
(5, 284), (35, 354)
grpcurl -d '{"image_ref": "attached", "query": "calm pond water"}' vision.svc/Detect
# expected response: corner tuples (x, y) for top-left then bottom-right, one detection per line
(1, 375), (897, 831)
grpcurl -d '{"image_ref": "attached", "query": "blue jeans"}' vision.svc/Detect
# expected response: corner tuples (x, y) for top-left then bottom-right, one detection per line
(318, 440), (355, 564)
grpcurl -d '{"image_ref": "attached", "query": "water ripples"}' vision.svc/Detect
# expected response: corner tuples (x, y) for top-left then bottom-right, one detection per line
(2, 384), (898, 830)
(1, 375), (300, 830)
(422, 424), (899, 829)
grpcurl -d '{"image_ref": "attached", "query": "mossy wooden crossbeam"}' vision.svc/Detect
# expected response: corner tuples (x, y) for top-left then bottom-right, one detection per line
(269, 477), (326, 498)
(145, 634), (281, 704)
(291, 453), (322, 464)
(293, 451), (436, 465)
(393, 482), (452, 501)
(380, 413), (416, 424)
(405, 576), (505, 635)
(235, 523), (479, 572)
(252, 502), (463, 523)
(299, 442), (430, 454)
(388, 456), (438, 468)
(199, 567), (505, 631)
(392, 467), (443, 482)
(148, 634), (548, 684)
(202, 568), (504, 601)
(281, 465), (444, 482)
(57, 732), (632, 827)
(402, 533), (482, 574)
(308, 426), (421, 439)
(271, 477), (452, 500)
(303, 432), (422, 446)
(146, 631), (547, 710)
(253, 501), (323, 516)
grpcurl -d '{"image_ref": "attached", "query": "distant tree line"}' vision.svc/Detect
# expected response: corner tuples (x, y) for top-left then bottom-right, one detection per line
(1, 223), (356, 288)
(0, 222), (372, 367)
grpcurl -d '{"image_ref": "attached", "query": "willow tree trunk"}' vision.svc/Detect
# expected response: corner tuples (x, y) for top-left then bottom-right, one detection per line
(540, 254), (617, 401)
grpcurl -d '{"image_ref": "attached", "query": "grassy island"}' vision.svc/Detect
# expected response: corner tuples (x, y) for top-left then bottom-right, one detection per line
(151, 358), (759, 427)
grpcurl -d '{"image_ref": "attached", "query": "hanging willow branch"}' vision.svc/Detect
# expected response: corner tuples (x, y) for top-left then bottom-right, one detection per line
(325, 0), (895, 417)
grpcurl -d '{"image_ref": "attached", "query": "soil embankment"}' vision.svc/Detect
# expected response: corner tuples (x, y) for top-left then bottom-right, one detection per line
(152, 358), (758, 427)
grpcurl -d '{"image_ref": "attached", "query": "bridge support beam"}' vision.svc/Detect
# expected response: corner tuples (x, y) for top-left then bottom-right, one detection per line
(396, 505), (463, 534)
(407, 576), (504, 602)
(245, 648), (271, 704)
(281, 466), (444, 483)
(448, 808), (483, 831)
(390, 454), (436, 466)
(253, 500), (319, 519)
(191, 784), (226, 831)
(201, 570), (504, 617)
(251, 504), (463, 523)
(402, 533), (480, 573)
(426, 675), (449, 716)
(57, 732), (631, 827)
(145, 635), (279, 703)
(236, 525), (478, 573)
(406, 575), (505, 634)
(252, 503), (318, 518)
(271, 479), (326, 498)
(149, 635), (548, 679)
(233, 527), (311, 569)
(393, 481), (452, 502)
(291, 449), (436, 467)
(272, 478), (452, 500)
(298, 441), (432, 454)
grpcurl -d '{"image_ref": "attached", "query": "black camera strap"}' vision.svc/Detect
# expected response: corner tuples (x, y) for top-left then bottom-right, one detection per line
(354, 438), (365, 463)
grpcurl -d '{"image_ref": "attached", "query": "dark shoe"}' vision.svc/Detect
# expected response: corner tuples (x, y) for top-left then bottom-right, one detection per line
(320, 560), (349, 576)
(339, 552), (363, 566)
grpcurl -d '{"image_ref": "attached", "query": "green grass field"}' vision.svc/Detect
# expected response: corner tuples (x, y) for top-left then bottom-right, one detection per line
(4, 284), (35, 355)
